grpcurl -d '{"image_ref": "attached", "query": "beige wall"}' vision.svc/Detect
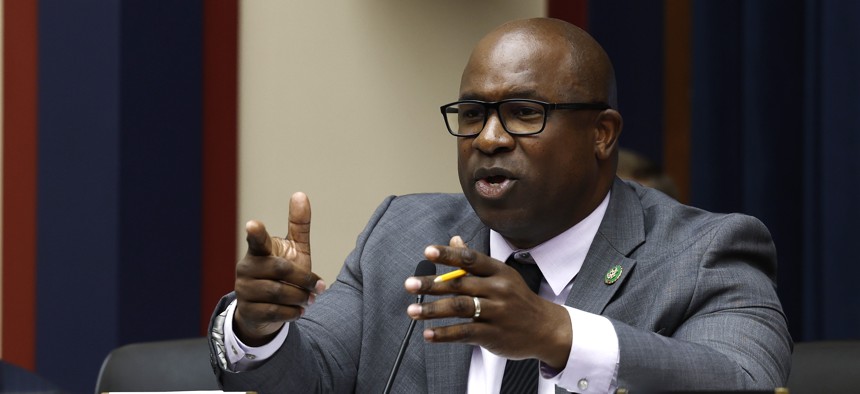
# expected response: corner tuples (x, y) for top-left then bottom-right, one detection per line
(238, 1), (546, 283)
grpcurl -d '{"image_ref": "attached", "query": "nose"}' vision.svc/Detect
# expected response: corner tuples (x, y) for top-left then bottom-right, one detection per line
(471, 111), (515, 154)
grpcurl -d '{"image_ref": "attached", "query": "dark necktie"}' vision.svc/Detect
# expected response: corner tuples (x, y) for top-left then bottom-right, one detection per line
(499, 252), (542, 394)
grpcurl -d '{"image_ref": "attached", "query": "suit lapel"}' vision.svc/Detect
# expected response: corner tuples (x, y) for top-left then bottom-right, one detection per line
(425, 210), (488, 393)
(565, 179), (644, 314)
(565, 237), (637, 313)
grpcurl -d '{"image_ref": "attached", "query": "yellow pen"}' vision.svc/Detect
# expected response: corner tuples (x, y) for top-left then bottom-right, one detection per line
(434, 269), (467, 283)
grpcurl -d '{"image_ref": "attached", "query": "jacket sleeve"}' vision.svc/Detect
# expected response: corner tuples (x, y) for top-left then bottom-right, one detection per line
(613, 214), (792, 390)
(208, 196), (398, 393)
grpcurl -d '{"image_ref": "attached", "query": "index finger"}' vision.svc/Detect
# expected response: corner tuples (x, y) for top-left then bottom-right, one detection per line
(245, 220), (273, 256)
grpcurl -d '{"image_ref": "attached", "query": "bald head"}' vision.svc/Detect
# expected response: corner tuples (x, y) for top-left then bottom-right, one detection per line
(463, 18), (617, 108)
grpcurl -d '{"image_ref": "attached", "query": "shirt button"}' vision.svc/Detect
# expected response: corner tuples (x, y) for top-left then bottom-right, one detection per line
(231, 344), (238, 355)
(245, 354), (257, 360)
(578, 378), (589, 391)
(516, 251), (531, 259)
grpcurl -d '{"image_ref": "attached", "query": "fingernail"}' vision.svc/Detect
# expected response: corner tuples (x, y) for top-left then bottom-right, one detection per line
(315, 280), (327, 294)
(407, 304), (421, 317)
(424, 246), (439, 259)
(404, 277), (421, 291)
(308, 293), (316, 306)
(423, 329), (434, 341)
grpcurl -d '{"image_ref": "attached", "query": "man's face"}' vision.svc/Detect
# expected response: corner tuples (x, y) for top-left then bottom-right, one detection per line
(457, 33), (605, 248)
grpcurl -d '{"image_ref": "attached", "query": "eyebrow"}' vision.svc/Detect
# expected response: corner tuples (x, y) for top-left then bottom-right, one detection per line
(459, 89), (546, 101)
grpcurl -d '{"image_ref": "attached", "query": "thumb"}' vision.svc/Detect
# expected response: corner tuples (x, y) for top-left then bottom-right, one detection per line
(286, 192), (312, 258)
(286, 192), (311, 270)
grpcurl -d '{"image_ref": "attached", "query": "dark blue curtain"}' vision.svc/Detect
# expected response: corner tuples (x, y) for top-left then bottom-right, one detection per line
(589, 0), (665, 163)
(37, 0), (203, 391)
(691, 0), (860, 341)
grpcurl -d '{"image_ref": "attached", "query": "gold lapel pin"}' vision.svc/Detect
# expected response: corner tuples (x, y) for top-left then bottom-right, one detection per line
(604, 264), (623, 285)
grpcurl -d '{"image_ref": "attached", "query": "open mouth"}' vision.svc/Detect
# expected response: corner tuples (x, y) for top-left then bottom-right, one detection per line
(474, 170), (516, 199)
(485, 175), (508, 184)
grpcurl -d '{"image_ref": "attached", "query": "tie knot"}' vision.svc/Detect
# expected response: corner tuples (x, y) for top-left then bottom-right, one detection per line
(505, 252), (543, 293)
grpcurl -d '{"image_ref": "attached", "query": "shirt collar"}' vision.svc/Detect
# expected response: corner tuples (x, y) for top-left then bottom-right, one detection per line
(489, 192), (611, 296)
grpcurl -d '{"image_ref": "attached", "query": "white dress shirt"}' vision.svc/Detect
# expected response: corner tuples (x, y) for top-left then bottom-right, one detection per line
(223, 193), (619, 393)
(469, 193), (618, 393)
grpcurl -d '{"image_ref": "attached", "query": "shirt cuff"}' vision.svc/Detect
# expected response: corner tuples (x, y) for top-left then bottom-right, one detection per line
(541, 306), (619, 393)
(223, 299), (290, 372)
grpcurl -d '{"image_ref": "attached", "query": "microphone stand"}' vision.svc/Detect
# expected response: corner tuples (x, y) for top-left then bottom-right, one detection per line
(383, 260), (435, 394)
(382, 292), (424, 394)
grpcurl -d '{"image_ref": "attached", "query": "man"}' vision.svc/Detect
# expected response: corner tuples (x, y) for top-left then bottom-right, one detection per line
(209, 18), (791, 393)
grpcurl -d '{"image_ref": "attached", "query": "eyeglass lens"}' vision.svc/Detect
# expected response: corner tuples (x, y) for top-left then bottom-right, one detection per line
(446, 101), (546, 135)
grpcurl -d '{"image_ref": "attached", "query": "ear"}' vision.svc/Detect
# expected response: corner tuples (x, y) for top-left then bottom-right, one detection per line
(594, 109), (622, 160)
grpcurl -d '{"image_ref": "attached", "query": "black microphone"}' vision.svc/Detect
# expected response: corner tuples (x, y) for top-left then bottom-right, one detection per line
(383, 260), (436, 394)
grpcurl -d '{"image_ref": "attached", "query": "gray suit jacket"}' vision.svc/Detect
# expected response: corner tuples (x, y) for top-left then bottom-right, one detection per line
(209, 179), (792, 393)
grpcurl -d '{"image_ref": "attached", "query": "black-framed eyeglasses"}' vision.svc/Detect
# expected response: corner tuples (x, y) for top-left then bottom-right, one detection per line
(440, 99), (610, 137)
